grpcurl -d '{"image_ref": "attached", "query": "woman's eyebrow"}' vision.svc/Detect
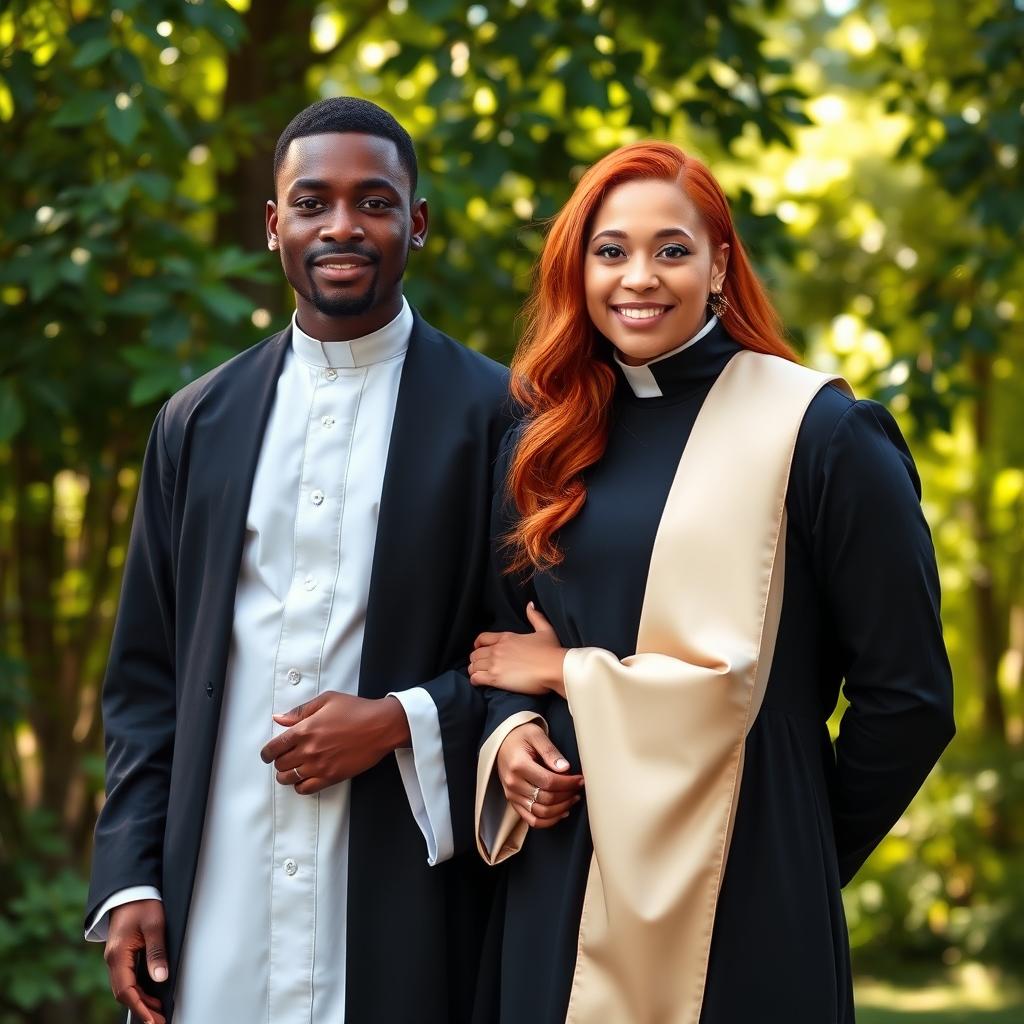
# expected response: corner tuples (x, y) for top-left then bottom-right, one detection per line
(590, 226), (697, 242)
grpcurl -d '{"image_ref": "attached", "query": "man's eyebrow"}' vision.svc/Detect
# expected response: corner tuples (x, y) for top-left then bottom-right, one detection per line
(287, 176), (404, 196)
(354, 177), (402, 193)
(288, 177), (331, 193)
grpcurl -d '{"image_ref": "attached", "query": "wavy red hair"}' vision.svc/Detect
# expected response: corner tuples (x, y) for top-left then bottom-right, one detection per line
(507, 141), (798, 573)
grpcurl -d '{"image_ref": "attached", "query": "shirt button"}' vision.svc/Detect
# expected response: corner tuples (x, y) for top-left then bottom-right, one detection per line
(324, 368), (338, 381)
(303, 575), (317, 591)
(321, 415), (335, 428)
(310, 489), (325, 506)
(287, 669), (301, 685)
(283, 859), (298, 876)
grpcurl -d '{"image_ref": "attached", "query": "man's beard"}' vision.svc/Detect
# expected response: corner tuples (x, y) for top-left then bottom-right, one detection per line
(298, 246), (409, 318)
(306, 266), (380, 317)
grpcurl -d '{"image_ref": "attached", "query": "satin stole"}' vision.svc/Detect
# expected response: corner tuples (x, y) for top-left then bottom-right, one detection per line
(477, 350), (850, 1022)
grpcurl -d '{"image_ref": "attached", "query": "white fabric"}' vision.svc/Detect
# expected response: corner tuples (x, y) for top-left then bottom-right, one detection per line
(83, 885), (162, 942)
(388, 687), (454, 865)
(86, 299), (454, 1024)
(613, 314), (719, 398)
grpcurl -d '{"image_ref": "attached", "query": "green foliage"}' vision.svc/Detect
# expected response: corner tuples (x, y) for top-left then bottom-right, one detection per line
(0, 814), (108, 1024)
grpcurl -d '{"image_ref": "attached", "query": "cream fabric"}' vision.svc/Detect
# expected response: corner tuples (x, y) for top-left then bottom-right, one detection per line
(561, 351), (849, 1024)
(476, 710), (548, 864)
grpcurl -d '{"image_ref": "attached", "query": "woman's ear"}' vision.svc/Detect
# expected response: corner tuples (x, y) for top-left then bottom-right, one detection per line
(711, 242), (730, 292)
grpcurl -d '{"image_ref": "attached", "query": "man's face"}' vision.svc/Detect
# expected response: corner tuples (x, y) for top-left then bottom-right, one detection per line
(267, 132), (427, 337)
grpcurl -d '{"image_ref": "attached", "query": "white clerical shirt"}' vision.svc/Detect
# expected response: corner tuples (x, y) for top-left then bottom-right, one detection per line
(86, 298), (454, 1023)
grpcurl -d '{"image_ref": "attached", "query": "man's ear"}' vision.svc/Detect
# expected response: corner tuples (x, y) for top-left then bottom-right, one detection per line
(266, 200), (279, 251)
(410, 197), (429, 251)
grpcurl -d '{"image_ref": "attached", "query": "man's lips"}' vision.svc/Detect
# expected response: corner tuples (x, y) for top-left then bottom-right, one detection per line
(311, 254), (375, 283)
(610, 303), (674, 328)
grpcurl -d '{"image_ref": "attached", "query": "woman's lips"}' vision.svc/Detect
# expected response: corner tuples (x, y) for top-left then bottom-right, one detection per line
(610, 304), (673, 329)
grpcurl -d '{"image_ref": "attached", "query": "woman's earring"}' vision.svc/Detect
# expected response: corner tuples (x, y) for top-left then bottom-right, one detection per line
(708, 290), (729, 318)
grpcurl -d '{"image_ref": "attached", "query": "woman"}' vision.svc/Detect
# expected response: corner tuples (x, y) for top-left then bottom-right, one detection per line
(468, 142), (954, 1024)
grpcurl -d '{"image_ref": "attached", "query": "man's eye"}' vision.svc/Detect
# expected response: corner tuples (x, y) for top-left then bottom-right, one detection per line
(361, 198), (391, 210)
(296, 198), (322, 211)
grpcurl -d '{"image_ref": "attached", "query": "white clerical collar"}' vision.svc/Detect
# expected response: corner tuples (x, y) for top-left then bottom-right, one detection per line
(614, 315), (719, 399)
(290, 297), (413, 369)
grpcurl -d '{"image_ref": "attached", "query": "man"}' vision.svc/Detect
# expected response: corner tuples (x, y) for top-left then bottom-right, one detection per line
(85, 97), (508, 1024)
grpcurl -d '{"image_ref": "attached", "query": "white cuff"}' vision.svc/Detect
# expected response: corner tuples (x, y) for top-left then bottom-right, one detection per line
(84, 886), (163, 942)
(388, 688), (455, 866)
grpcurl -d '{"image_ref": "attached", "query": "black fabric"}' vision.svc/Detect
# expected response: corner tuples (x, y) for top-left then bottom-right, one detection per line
(87, 311), (510, 1024)
(478, 323), (955, 1024)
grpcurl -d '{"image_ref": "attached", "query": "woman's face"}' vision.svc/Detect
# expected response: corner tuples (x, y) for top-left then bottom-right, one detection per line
(584, 179), (729, 366)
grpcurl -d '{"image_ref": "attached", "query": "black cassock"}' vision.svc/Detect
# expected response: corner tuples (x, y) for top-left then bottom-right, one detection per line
(476, 323), (954, 1023)
(86, 311), (509, 1023)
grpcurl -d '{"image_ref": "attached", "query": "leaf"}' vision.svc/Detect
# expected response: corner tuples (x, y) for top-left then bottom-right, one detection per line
(103, 177), (135, 211)
(129, 372), (178, 405)
(106, 99), (144, 148)
(112, 47), (146, 84)
(28, 263), (59, 303)
(107, 285), (169, 316)
(71, 37), (114, 69)
(565, 60), (608, 111)
(414, 0), (461, 19)
(24, 377), (70, 417)
(2, 50), (37, 113)
(0, 380), (25, 441)
(197, 282), (252, 323)
(134, 171), (174, 202)
(50, 90), (109, 128)
(148, 311), (191, 348)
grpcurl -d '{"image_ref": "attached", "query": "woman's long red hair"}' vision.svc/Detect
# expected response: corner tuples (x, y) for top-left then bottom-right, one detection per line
(507, 141), (798, 573)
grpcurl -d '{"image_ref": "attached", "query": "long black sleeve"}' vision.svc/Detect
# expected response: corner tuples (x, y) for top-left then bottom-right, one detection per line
(86, 405), (177, 923)
(815, 401), (955, 885)
(479, 425), (551, 744)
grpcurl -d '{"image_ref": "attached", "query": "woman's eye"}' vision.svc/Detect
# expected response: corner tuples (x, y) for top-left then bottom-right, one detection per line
(659, 244), (690, 258)
(597, 244), (625, 259)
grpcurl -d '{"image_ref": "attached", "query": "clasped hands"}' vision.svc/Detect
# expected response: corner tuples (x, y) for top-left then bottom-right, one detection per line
(470, 603), (584, 829)
(260, 691), (410, 795)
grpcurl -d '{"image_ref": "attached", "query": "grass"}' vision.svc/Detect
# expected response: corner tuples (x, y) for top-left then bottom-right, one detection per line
(855, 963), (1023, 1023)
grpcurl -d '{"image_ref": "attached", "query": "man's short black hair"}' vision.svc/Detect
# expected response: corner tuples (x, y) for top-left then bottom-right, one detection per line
(273, 96), (418, 196)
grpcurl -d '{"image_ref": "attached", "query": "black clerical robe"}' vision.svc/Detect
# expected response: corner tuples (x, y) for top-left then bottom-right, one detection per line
(86, 310), (508, 1023)
(475, 323), (955, 1023)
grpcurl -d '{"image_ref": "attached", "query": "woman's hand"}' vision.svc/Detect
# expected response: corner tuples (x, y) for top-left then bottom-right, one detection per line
(469, 603), (567, 696)
(496, 722), (584, 829)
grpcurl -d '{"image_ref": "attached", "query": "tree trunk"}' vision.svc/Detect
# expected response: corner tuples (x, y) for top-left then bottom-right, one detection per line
(215, 1), (322, 315)
(968, 353), (1008, 742)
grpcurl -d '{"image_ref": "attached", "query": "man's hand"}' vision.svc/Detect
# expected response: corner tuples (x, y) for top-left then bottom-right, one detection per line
(104, 899), (168, 1024)
(260, 692), (411, 795)
(470, 603), (568, 697)
(496, 721), (583, 829)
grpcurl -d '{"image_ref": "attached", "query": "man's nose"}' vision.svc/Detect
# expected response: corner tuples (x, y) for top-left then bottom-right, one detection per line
(319, 204), (365, 242)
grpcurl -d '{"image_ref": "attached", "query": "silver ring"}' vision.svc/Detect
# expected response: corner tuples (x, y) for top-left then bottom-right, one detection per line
(293, 767), (304, 782)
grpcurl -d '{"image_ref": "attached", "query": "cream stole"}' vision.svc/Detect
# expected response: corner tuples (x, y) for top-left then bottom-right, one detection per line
(476, 350), (850, 1023)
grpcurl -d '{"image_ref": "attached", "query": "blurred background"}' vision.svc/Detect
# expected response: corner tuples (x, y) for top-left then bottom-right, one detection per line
(1, 0), (1022, 1021)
